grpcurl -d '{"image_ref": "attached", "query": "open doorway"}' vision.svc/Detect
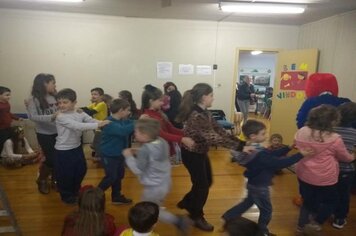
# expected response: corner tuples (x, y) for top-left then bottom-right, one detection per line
(233, 49), (278, 127)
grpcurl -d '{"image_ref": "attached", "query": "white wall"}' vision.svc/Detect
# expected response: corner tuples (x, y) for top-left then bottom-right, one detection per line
(298, 10), (356, 101)
(0, 9), (299, 118)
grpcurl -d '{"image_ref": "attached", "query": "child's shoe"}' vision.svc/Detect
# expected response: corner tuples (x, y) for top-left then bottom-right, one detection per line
(304, 222), (322, 233)
(332, 219), (347, 229)
(175, 215), (192, 236)
(62, 196), (78, 205)
(36, 179), (50, 194)
(112, 195), (133, 205)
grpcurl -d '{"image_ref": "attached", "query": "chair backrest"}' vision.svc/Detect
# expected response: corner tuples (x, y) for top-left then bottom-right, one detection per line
(209, 109), (227, 121)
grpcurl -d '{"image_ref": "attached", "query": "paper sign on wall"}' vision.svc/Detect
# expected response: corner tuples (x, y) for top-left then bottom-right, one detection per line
(196, 65), (212, 76)
(178, 64), (194, 75)
(157, 62), (173, 79)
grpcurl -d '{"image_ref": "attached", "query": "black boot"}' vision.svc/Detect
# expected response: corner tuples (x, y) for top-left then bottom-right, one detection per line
(192, 217), (214, 232)
(36, 164), (51, 194)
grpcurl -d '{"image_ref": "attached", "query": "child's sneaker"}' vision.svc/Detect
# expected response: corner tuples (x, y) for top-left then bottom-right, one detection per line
(304, 222), (322, 233)
(332, 219), (347, 229)
(112, 195), (133, 205)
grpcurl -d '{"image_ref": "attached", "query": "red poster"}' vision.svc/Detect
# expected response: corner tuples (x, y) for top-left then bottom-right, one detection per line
(280, 71), (308, 90)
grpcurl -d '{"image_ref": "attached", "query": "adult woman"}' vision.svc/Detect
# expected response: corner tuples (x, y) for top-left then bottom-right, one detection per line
(236, 76), (255, 125)
(163, 82), (182, 128)
(175, 83), (241, 232)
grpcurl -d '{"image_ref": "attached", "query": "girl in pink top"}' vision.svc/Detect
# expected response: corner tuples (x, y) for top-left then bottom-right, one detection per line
(294, 105), (354, 233)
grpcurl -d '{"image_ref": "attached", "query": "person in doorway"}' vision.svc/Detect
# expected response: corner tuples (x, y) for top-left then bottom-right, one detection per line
(236, 76), (255, 125)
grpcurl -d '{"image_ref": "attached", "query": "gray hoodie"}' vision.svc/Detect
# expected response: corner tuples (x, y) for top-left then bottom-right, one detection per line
(26, 96), (57, 135)
(125, 138), (171, 187)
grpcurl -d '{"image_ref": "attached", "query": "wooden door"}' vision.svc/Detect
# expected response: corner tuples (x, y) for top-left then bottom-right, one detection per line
(270, 49), (319, 144)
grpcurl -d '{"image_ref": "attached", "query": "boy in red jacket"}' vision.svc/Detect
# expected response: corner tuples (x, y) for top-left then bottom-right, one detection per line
(0, 86), (21, 152)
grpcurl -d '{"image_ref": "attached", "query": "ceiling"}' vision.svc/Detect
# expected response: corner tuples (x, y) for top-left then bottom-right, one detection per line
(0, 0), (355, 25)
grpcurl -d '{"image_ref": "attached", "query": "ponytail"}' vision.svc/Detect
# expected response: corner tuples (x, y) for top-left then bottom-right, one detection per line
(176, 83), (213, 122)
(175, 90), (194, 123)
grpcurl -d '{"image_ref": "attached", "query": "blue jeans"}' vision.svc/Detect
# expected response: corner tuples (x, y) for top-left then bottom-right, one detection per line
(334, 171), (355, 220)
(236, 99), (250, 124)
(298, 179), (337, 226)
(98, 155), (125, 200)
(223, 185), (272, 234)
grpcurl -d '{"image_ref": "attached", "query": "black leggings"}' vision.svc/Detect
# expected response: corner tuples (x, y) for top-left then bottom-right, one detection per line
(180, 148), (213, 219)
(36, 133), (57, 168)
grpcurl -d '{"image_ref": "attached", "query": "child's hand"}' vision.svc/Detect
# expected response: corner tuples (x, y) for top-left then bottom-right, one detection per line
(139, 114), (150, 119)
(289, 143), (296, 149)
(51, 111), (59, 121)
(243, 145), (256, 154)
(98, 120), (110, 128)
(122, 148), (133, 157)
(24, 99), (29, 108)
(300, 148), (314, 157)
(182, 137), (195, 149)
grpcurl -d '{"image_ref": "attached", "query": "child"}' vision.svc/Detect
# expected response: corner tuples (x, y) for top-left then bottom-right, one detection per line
(26, 73), (58, 194)
(91, 93), (113, 160)
(55, 88), (109, 204)
(62, 186), (116, 236)
(119, 90), (140, 120)
(222, 119), (313, 236)
(268, 133), (284, 150)
(332, 102), (356, 229)
(268, 133), (286, 174)
(81, 87), (108, 162)
(222, 216), (264, 236)
(294, 105), (354, 233)
(141, 84), (194, 165)
(175, 83), (241, 232)
(1, 126), (40, 167)
(123, 119), (190, 235)
(98, 99), (134, 205)
(119, 201), (160, 236)
(0, 86), (21, 155)
(82, 87), (108, 120)
(103, 94), (113, 116)
(119, 90), (140, 148)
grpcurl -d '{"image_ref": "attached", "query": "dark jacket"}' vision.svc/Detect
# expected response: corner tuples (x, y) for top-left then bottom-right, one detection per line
(164, 90), (182, 128)
(232, 146), (303, 187)
(237, 82), (254, 100)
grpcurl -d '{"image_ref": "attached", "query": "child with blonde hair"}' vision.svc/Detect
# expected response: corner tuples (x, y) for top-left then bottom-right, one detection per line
(123, 119), (190, 235)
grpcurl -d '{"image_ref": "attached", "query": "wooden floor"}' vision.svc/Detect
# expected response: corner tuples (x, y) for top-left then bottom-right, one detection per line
(1, 118), (356, 235)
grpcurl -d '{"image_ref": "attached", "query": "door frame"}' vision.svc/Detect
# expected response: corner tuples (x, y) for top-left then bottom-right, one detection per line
(230, 47), (281, 122)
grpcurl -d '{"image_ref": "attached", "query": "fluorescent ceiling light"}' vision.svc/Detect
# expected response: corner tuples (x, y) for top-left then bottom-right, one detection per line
(220, 2), (306, 14)
(26, 0), (84, 2)
(251, 50), (263, 55)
